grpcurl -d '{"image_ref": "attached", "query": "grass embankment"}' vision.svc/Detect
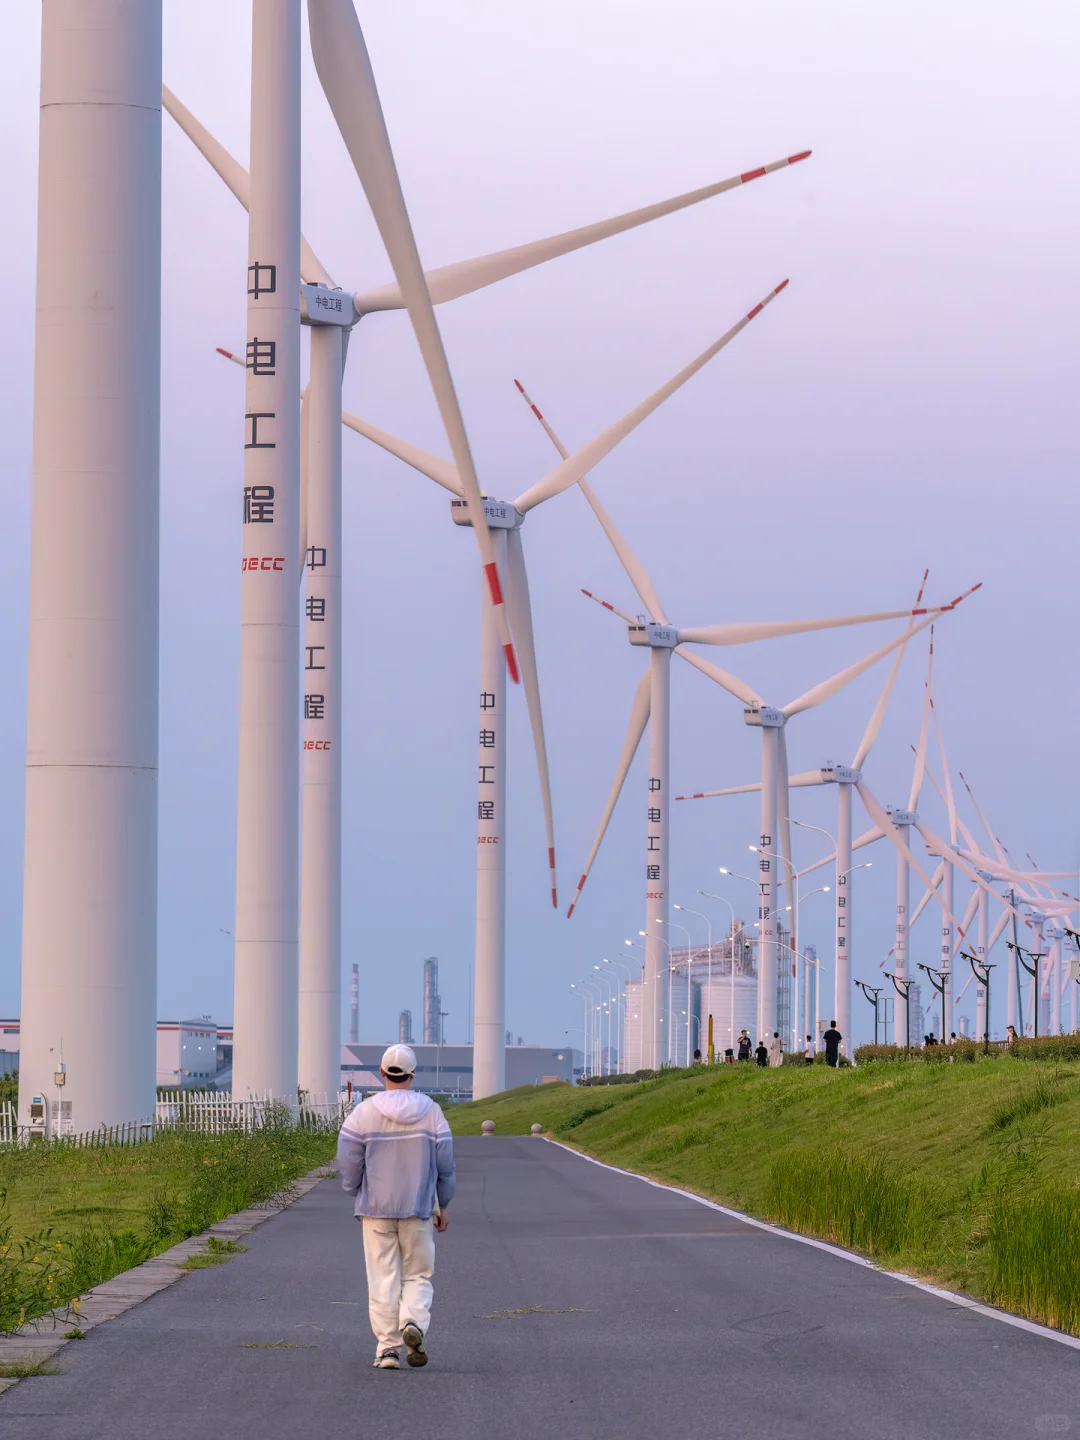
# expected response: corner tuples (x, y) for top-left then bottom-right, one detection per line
(450, 1059), (1080, 1335)
(0, 1127), (337, 1331)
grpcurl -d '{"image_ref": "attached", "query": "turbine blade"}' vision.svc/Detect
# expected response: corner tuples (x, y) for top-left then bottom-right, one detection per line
(783, 606), (944, 719)
(566, 670), (651, 917)
(930, 700), (960, 847)
(308, 0), (519, 681)
(513, 380), (668, 623)
(581, 589), (638, 625)
(674, 646), (762, 707)
(163, 84), (333, 286)
(851, 568), (928, 769)
(352, 151), (812, 312)
(908, 627), (935, 810)
(675, 770), (827, 800)
(912, 820), (1023, 928)
(505, 528), (558, 907)
(908, 860), (946, 928)
(678, 601), (935, 648)
(856, 781), (963, 930)
(919, 758), (983, 857)
(514, 281), (790, 515)
(794, 827), (882, 880)
(958, 769), (1010, 864)
(218, 344), (462, 496)
(341, 411), (462, 495)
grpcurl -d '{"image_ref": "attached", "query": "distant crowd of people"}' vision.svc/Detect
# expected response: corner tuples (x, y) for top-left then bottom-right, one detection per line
(712, 1024), (845, 1069)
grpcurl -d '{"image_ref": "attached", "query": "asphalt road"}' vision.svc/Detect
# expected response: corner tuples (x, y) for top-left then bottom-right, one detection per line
(2, 1137), (1077, 1439)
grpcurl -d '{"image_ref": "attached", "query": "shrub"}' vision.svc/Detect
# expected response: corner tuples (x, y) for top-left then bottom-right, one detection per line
(854, 1040), (985, 1065)
(1007, 1033), (1080, 1063)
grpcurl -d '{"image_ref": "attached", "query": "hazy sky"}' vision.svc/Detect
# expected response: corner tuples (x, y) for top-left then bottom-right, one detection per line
(1, 1), (1077, 1050)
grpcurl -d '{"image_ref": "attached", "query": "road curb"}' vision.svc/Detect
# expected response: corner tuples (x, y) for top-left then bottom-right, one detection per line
(0, 1163), (336, 1395)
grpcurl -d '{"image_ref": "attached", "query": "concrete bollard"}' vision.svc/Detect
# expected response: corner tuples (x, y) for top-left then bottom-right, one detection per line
(531, 1124), (543, 1136)
(481, 1119), (495, 1136)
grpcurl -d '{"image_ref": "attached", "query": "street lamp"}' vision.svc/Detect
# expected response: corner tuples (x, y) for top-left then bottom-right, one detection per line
(602, 957), (633, 1073)
(917, 962), (948, 1042)
(962, 949), (995, 1054)
(854, 979), (884, 1044)
(884, 971), (915, 1052)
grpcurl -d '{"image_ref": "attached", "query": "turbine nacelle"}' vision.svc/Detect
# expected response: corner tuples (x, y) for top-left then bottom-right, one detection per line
(743, 705), (785, 728)
(820, 762), (861, 785)
(628, 622), (678, 649)
(300, 283), (358, 328)
(888, 807), (918, 826)
(450, 497), (524, 530)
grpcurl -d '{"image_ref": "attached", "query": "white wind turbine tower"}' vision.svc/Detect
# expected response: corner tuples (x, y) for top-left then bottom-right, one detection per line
(230, 0), (304, 1103)
(676, 573), (930, 1054)
(19, 1), (162, 1133)
(317, 287), (797, 1095)
(166, 17), (811, 1101)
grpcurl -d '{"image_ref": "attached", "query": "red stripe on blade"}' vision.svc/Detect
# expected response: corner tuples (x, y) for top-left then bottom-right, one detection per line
(549, 848), (556, 869)
(774, 278), (790, 294)
(740, 166), (766, 182)
(747, 303), (763, 319)
(485, 562), (504, 607)
(216, 347), (235, 358)
(503, 643), (520, 684)
(788, 150), (812, 163)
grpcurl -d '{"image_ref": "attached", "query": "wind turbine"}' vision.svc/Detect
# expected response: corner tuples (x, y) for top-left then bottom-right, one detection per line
(509, 401), (966, 1064)
(313, 286), (796, 1096)
(19, 0), (162, 1132)
(675, 573), (930, 1054)
(165, 29), (811, 1100)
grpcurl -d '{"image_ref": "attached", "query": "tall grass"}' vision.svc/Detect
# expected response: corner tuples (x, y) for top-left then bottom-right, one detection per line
(0, 1124), (336, 1330)
(765, 1149), (941, 1259)
(984, 1187), (1080, 1334)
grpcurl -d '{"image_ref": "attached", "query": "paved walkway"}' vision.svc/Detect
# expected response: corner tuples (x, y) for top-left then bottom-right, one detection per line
(2, 1137), (1077, 1438)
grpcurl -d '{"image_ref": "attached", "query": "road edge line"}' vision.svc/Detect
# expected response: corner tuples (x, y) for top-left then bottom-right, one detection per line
(544, 1138), (1080, 1354)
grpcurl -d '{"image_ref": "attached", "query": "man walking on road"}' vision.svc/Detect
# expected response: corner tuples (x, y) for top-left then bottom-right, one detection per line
(337, 1044), (455, 1371)
(823, 1021), (842, 1067)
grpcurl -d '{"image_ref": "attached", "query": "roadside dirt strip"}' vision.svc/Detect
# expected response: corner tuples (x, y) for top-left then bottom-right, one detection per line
(0, 1164), (335, 1394)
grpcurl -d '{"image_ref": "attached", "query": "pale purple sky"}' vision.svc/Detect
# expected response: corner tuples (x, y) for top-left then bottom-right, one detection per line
(0, 1), (1077, 1047)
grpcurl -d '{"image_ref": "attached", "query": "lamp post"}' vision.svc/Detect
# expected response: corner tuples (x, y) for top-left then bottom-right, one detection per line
(854, 980), (884, 1044)
(962, 950), (995, 1053)
(917, 962), (948, 1042)
(1007, 941), (1044, 1039)
(675, 904), (713, 1061)
(884, 971), (915, 1052)
(592, 967), (617, 1074)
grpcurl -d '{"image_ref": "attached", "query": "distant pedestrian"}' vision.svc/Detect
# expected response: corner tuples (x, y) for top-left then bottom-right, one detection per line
(822, 1022), (842, 1068)
(1006, 1024), (1018, 1047)
(724, 1048), (735, 1064)
(755, 1040), (769, 1067)
(949, 1032), (958, 1045)
(768, 1032), (783, 1067)
(693, 1048), (702, 1064)
(737, 1031), (752, 1062)
(804, 1035), (815, 1065)
(926, 1032), (937, 1047)
(337, 1044), (455, 1371)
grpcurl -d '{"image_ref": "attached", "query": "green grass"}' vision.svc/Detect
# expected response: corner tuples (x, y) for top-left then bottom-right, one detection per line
(450, 1060), (1080, 1334)
(0, 1357), (61, 1378)
(0, 1127), (336, 1331)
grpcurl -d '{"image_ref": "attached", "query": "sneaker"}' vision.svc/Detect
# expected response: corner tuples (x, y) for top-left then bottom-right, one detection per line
(373, 1349), (400, 1369)
(402, 1322), (427, 1368)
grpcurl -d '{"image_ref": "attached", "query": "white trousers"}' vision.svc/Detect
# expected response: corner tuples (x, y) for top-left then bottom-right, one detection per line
(362, 1216), (435, 1352)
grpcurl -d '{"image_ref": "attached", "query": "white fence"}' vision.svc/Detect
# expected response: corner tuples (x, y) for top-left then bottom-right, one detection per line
(0, 1092), (351, 1147)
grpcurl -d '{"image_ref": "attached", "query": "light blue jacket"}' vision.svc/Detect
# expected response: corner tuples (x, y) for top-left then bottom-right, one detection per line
(338, 1089), (456, 1220)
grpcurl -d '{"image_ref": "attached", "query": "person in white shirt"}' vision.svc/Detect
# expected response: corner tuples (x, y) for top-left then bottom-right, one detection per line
(804, 1034), (815, 1065)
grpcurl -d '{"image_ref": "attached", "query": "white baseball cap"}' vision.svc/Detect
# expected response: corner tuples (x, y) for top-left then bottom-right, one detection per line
(380, 1044), (417, 1078)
